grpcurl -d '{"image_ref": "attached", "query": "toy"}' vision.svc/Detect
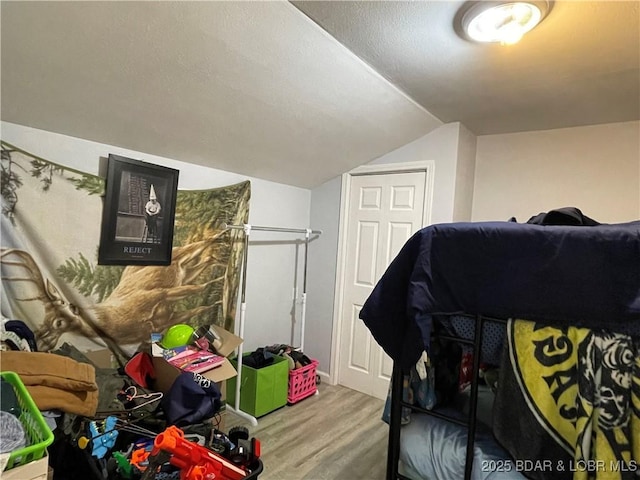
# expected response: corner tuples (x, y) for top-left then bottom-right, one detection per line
(142, 426), (251, 480)
(161, 324), (195, 349)
(87, 416), (119, 459)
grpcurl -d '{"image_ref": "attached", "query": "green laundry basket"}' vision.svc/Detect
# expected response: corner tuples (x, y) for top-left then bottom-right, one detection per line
(227, 354), (289, 417)
(1, 371), (54, 470)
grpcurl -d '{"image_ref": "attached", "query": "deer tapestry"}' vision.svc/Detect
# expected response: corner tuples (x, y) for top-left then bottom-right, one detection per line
(1, 142), (250, 363)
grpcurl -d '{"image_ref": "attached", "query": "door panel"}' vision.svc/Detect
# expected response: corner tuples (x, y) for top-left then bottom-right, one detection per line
(387, 222), (413, 266)
(355, 222), (378, 286)
(348, 304), (371, 373)
(338, 171), (427, 399)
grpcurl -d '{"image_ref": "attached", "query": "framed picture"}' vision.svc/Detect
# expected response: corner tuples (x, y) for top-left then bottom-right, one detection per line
(98, 154), (179, 265)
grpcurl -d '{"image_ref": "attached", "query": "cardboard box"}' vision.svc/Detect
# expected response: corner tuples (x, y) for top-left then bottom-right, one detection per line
(2, 455), (48, 480)
(84, 348), (116, 369)
(227, 354), (289, 417)
(150, 325), (243, 394)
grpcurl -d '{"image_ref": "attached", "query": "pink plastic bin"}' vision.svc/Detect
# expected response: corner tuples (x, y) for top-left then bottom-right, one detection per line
(287, 359), (319, 404)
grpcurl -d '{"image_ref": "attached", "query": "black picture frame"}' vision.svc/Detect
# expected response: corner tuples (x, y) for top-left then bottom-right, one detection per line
(98, 154), (179, 265)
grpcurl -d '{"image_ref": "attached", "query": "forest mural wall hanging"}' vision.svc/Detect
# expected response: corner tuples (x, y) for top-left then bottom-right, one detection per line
(0, 142), (250, 363)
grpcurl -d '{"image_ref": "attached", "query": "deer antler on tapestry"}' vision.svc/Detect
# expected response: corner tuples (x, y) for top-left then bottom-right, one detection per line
(1, 248), (124, 357)
(1, 237), (229, 354)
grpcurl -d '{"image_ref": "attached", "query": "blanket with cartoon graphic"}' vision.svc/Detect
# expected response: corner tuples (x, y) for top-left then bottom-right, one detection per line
(494, 319), (640, 480)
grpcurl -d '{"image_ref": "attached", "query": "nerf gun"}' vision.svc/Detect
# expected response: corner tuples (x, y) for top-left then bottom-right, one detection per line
(143, 425), (249, 480)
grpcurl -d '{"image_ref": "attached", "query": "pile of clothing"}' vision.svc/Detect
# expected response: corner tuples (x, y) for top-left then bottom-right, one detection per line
(242, 348), (276, 369)
(1, 317), (38, 353)
(264, 344), (312, 370)
(241, 345), (313, 371)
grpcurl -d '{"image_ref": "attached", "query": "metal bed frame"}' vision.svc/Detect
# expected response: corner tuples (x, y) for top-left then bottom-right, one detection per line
(386, 314), (508, 480)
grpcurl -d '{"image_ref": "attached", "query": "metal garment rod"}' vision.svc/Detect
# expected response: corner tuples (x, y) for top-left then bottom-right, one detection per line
(225, 223), (322, 350)
(224, 224), (322, 235)
(227, 227), (257, 426)
(224, 223), (322, 424)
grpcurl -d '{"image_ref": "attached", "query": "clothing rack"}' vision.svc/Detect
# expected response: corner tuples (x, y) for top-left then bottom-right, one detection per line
(224, 223), (322, 425)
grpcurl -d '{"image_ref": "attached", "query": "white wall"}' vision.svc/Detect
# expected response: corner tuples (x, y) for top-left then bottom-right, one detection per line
(368, 121), (479, 224)
(369, 122), (462, 224)
(472, 121), (640, 223)
(453, 123), (477, 221)
(1, 122), (312, 353)
(311, 120), (640, 382)
(306, 176), (342, 372)
(309, 122), (469, 379)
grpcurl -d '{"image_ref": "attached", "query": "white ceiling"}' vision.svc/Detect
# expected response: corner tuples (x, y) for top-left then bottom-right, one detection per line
(294, 1), (640, 135)
(2, 1), (638, 189)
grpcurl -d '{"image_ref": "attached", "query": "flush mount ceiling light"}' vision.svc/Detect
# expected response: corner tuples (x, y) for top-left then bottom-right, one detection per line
(461, 1), (550, 45)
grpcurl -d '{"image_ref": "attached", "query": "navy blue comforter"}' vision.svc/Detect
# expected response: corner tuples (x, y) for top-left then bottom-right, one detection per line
(359, 221), (640, 369)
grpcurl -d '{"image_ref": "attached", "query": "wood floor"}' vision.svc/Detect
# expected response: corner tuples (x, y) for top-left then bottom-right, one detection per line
(222, 383), (389, 480)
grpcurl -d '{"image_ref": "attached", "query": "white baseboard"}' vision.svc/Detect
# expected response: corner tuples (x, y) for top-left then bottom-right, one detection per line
(316, 369), (332, 385)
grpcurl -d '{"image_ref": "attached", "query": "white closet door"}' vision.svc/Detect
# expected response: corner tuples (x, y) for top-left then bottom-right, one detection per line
(338, 171), (427, 400)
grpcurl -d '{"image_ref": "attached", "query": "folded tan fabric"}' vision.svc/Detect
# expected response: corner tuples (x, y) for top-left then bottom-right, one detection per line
(25, 385), (98, 417)
(0, 351), (99, 417)
(0, 351), (97, 392)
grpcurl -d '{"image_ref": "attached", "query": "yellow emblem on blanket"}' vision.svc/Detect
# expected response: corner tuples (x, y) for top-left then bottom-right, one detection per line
(510, 320), (588, 452)
(509, 319), (640, 480)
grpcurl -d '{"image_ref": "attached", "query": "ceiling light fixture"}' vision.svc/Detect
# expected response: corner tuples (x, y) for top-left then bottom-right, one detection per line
(461, 1), (550, 45)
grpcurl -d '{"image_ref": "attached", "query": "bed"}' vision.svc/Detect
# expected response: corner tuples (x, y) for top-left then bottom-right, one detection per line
(359, 218), (640, 480)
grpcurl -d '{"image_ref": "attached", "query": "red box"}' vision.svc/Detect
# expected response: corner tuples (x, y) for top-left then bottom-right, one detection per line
(287, 359), (318, 404)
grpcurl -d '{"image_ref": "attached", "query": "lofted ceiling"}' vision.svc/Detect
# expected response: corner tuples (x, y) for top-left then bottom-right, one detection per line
(294, 0), (640, 135)
(1, 1), (638, 189)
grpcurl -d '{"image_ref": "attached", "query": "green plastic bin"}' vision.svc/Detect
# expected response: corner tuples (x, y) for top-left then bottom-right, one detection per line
(1, 371), (54, 470)
(227, 354), (289, 417)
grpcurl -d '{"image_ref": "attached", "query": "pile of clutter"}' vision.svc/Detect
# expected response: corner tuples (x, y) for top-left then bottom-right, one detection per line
(0, 319), (264, 480)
